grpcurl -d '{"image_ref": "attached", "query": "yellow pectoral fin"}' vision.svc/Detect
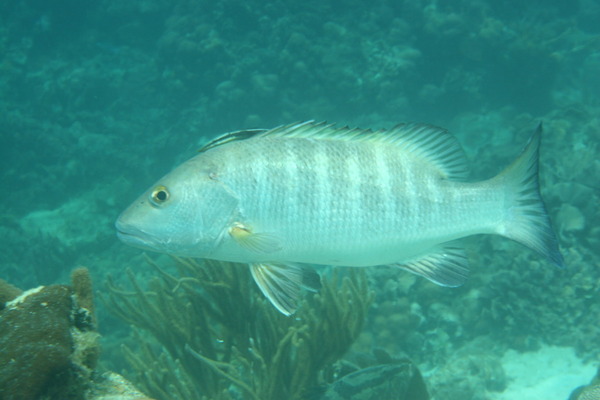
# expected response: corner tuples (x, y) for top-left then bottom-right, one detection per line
(228, 222), (281, 253)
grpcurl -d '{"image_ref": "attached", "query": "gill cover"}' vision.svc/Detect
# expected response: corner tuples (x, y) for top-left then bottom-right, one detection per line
(199, 178), (240, 248)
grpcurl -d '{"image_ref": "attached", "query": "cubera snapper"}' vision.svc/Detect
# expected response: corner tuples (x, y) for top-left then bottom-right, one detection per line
(116, 121), (564, 315)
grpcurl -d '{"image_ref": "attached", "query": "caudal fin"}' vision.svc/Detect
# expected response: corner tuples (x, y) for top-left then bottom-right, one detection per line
(494, 124), (565, 268)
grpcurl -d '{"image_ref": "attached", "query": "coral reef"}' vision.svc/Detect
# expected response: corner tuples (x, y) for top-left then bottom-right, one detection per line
(427, 339), (506, 400)
(105, 256), (374, 400)
(0, 284), (81, 399)
(317, 349), (430, 400)
(0, 268), (152, 400)
(88, 372), (155, 400)
(72, 267), (97, 325)
(70, 267), (101, 374)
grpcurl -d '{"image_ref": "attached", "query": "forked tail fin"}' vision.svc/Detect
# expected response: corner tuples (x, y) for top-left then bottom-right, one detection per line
(494, 124), (565, 268)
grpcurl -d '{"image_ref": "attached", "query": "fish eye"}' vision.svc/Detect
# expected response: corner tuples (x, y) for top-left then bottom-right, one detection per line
(150, 185), (170, 206)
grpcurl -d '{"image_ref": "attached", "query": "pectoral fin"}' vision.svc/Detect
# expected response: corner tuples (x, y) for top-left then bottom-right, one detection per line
(250, 263), (321, 316)
(392, 244), (469, 287)
(229, 222), (281, 253)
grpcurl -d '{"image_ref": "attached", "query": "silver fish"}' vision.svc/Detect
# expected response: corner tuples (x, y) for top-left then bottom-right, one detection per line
(116, 121), (564, 315)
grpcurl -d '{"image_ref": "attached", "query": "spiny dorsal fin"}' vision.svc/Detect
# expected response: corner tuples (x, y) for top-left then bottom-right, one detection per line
(198, 128), (268, 153)
(262, 121), (469, 180)
(197, 122), (322, 153)
(201, 121), (469, 180)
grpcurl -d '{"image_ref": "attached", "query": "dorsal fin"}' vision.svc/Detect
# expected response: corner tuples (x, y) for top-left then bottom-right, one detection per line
(385, 123), (469, 180)
(201, 121), (469, 180)
(263, 121), (469, 180)
(198, 128), (268, 153)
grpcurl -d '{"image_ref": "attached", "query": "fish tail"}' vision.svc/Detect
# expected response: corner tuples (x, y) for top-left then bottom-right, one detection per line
(494, 123), (565, 268)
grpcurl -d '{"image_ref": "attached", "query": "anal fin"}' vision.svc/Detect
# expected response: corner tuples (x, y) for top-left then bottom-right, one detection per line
(250, 263), (320, 316)
(392, 244), (469, 287)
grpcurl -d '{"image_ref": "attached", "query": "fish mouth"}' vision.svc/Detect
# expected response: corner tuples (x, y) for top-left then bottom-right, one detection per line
(115, 218), (172, 255)
(115, 219), (151, 248)
(115, 228), (137, 241)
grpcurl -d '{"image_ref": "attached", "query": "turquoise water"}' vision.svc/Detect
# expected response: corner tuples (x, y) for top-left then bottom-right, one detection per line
(1, 0), (599, 399)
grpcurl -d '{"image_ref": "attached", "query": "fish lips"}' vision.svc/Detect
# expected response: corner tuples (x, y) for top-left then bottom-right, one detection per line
(115, 219), (158, 251)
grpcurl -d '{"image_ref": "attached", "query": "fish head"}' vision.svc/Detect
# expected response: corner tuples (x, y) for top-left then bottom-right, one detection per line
(115, 156), (238, 257)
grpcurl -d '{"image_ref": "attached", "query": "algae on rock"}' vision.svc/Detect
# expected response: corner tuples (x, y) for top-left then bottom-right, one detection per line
(0, 268), (99, 400)
(106, 256), (373, 400)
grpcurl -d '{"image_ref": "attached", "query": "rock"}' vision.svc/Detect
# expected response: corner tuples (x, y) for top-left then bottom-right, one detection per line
(569, 366), (600, 400)
(87, 372), (155, 400)
(319, 360), (429, 400)
(0, 270), (153, 400)
(557, 203), (585, 233)
(0, 285), (77, 400)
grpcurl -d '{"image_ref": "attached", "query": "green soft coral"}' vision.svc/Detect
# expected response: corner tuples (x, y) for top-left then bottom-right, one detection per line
(105, 257), (373, 400)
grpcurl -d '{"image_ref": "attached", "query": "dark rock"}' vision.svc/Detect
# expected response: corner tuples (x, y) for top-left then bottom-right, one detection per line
(0, 285), (79, 400)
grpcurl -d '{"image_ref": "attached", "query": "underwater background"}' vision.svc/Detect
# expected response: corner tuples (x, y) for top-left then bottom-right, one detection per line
(1, 0), (599, 399)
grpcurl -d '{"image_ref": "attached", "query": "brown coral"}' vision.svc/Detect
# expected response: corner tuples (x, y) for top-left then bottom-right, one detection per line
(0, 285), (76, 400)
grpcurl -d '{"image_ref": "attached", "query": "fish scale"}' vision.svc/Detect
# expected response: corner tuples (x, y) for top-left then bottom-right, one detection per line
(116, 121), (564, 315)
(224, 137), (474, 262)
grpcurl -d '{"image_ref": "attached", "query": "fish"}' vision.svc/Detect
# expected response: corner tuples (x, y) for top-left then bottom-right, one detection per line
(310, 361), (429, 400)
(116, 121), (565, 315)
